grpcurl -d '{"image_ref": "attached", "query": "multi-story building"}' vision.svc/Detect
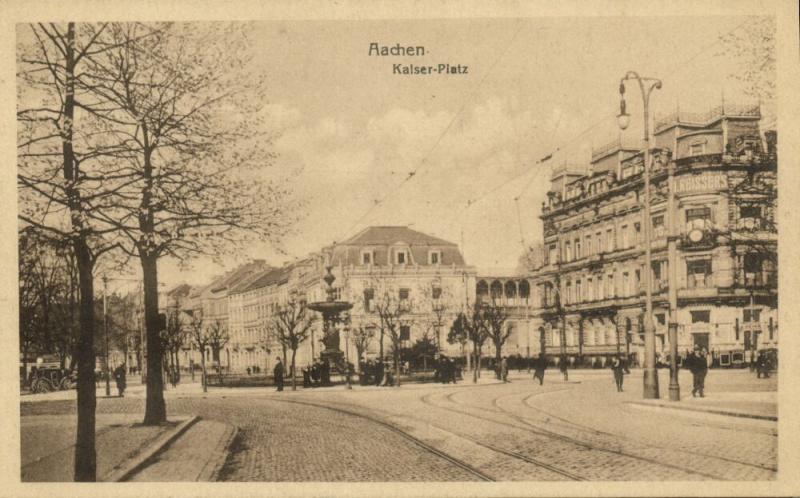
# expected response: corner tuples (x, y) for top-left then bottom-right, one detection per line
(321, 226), (477, 360)
(528, 103), (777, 368)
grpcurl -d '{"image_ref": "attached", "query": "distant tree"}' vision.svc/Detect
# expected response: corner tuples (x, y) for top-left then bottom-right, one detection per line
(483, 297), (510, 379)
(188, 316), (210, 392)
(351, 324), (375, 366)
(163, 308), (187, 380)
(449, 302), (489, 383)
(371, 284), (415, 386)
(272, 298), (316, 391)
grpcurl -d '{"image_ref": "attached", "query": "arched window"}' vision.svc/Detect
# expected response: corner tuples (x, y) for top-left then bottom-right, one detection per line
(476, 280), (489, 297)
(504, 280), (517, 298)
(519, 280), (530, 299)
(490, 280), (503, 299)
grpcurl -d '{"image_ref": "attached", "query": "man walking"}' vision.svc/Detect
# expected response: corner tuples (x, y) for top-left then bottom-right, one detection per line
(610, 355), (627, 392)
(273, 357), (284, 392)
(500, 356), (510, 383)
(533, 354), (547, 386)
(689, 346), (708, 397)
(113, 363), (127, 397)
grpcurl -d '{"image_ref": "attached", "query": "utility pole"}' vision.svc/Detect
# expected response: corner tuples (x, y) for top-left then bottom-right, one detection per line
(667, 156), (681, 401)
(103, 275), (110, 397)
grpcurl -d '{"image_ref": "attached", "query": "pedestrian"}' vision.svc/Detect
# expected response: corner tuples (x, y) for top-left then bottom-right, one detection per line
(689, 346), (708, 397)
(375, 360), (384, 386)
(559, 355), (569, 381)
(610, 355), (626, 392)
(533, 354), (547, 386)
(246, 366), (251, 376)
(273, 357), (284, 392)
(113, 363), (127, 397)
(501, 356), (510, 383)
(302, 365), (311, 388)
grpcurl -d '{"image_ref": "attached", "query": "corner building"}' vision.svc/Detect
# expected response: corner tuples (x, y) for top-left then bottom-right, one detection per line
(531, 103), (777, 368)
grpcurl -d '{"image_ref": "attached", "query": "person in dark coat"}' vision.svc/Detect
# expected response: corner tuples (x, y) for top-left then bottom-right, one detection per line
(273, 357), (284, 392)
(688, 346), (708, 397)
(610, 356), (628, 392)
(302, 365), (311, 388)
(500, 356), (510, 383)
(533, 354), (547, 386)
(113, 363), (127, 397)
(310, 361), (320, 387)
(756, 352), (770, 379)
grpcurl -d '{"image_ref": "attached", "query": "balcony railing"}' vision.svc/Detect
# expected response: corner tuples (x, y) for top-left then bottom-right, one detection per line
(654, 103), (760, 133)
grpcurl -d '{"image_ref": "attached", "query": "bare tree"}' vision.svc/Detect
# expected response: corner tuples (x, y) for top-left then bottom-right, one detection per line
(371, 285), (414, 386)
(16, 22), (128, 480)
(188, 315), (210, 392)
(483, 297), (510, 379)
(350, 324), (375, 367)
(272, 298), (316, 391)
(66, 23), (299, 424)
(163, 307), (188, 380)
(448, 302), (489, 383)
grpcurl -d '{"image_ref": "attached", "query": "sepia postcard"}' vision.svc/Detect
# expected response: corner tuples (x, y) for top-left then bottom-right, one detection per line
(1, 0), (799, 497)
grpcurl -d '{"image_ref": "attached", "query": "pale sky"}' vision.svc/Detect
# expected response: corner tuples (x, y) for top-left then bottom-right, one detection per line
(128, 16), (767, 287)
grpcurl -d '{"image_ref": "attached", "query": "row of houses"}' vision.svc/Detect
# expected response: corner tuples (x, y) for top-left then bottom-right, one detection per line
(154, 102), (777, 373)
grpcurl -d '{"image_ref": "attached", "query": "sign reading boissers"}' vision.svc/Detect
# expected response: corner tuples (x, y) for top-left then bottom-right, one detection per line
(674, 172), (727, 196)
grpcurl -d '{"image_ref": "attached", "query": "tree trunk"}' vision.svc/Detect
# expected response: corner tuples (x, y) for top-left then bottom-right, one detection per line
(201, 349), (207, 392)
(494, 339), (502, 380)
(393, 339), (401, 387)
(74, 239), (96, 481)
(291, 349), (297, 391)
(142, 253), (166, 424)
(379, 329), (384, 361)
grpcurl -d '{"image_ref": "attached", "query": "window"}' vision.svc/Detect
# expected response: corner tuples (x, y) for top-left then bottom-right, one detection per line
(576, 280), (583, 302)
(361, 251), (372, 265)
(686, 207), (712, 224)
(622, 272), (630, 296)
(596, 276), (603, 300)
(399, 325), (411, 341)
(399, 288), (410, 300)
(587, 278), (593, 301)
(687, 259), (712, 288)
(396, 250), (407, 264)
(634, 269), (641, 295)
(655, 313), (666, 326)
(565, 282), (572, 304)
(740, 206), (761, 219)
(363, 288), (374, 312)
(634, 222), (641, 243)
(429, 250), (441, 265)
(548, 244), (557, 265)
(691, 310), (711, 323)
(564, 241), (572, 261)
(575, 238), (582, 259)
(606, 274), (614, 297)
(432, 287), (442, 299)
(606, 228), (614, 252)
(621, 225), (629, 248)
(744, 309), (761, 323)
(651, 260), (663, 281)
(690, 142), (705, 156)
(586, 235), (592, 256)
(596, 231), (602, 254)
(652, 215), (665, 238)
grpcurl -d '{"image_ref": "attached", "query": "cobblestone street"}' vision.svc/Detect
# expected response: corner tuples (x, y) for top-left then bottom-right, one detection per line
(20, 369), (776, 481)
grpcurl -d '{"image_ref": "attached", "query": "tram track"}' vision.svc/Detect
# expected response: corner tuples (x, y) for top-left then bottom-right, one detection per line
(421, 388), (730, 480)
(515, 391), (778, 472)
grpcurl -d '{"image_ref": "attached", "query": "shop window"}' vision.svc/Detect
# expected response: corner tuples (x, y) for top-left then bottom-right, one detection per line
(686, 207), (712, 224)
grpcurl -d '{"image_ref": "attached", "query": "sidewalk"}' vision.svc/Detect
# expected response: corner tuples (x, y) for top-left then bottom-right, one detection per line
(21, 413), (186, 481)
(623, 368), (778, 421)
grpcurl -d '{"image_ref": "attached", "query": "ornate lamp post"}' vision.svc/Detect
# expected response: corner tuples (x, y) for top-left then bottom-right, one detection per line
(617, 71), (661, 399)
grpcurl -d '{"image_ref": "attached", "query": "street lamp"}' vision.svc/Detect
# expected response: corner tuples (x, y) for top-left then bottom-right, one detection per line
(618, 71), (662, 400)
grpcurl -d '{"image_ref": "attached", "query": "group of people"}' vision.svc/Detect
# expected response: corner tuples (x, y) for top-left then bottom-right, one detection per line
(245, 365), (263, 375)
(358, 359), (394, 386)
(755, 351), (776, 379)
(302, 360), (333, 388)
(435, 355), (460, 384)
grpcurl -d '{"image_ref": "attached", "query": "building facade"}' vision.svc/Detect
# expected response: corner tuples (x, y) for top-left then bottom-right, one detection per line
(528, 103), (777, 368)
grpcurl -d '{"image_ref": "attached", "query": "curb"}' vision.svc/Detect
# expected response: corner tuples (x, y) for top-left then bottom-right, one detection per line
(106, 415), (199, 482)
(199, 424), (238, 481)
(626, 401), (777, 421)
